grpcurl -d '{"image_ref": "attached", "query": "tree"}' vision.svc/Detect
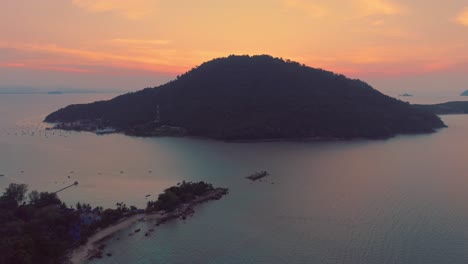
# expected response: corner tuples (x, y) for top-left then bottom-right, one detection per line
(28, 191), (40, 205)
(2, 183), (28, 205)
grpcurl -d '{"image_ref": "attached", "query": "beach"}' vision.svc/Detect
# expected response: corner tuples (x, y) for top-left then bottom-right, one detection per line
(70, 213), (142, 263)
(68, 188), (228, 263)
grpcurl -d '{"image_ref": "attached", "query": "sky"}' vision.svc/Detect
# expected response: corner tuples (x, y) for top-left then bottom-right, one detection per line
(0, 0), (467, 95)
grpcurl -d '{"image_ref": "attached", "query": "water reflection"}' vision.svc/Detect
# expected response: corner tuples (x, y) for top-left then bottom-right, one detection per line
(2, 94), (468, 263)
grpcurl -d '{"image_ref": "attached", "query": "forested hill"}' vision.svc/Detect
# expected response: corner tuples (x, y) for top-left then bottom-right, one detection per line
(45, 55), (445, 140)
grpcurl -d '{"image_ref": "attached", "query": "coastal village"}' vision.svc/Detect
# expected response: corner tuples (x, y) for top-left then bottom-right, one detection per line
(47, 104), (188, 137)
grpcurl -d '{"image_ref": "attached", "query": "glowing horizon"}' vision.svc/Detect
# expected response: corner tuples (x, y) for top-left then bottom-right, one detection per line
(1, 0), (467, 93)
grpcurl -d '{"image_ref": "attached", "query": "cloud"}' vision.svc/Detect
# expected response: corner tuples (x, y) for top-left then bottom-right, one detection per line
(0, 61), (95, 73)
(370, 19), (385, 26)
(72, 0), (155, 19)
(0, 62), (25, 68)
(33, 65), (96, 73)
(1, 42), (168, 65)
(0, 41), (186, 74)
(355, 0), (407, 17)
(282, 0), (406, 20)
(456, 8), (468, 26)
(422, 61), (456, 73)
(282, 0), (328, 18)
(111, 38), (170, 45)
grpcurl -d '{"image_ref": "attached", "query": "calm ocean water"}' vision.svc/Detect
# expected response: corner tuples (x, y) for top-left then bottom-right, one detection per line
(2, 93), (468, 264)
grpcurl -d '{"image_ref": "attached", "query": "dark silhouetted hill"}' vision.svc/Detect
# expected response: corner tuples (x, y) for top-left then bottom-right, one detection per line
(45, 55), (445, 140)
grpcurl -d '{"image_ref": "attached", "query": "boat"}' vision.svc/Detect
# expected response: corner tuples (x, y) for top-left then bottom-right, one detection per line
(95, 128), (116, 135)
(246, 171), (269, 181)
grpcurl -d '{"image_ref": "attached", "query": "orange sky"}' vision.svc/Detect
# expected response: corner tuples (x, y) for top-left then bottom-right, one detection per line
(1, 0), (467, 94)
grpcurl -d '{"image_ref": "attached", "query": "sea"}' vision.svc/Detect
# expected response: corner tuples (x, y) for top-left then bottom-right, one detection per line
(1, 93), (468, 264)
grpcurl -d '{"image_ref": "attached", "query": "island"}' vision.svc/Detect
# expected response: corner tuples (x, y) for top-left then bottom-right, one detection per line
(461, 90), (468, 96)
(413, 101), (468, 115)
(0, 181), (228, 264)
(45, 55), (445, 140)
(48, 91), (64, 95)
(399, 93), (413, 97)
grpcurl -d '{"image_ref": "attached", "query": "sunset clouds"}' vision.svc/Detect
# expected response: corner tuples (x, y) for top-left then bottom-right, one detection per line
(283, 0), (406, 18)
(456, 7), (468, 26)
(0, 41), (184, 74)
(356, 0), (406, 17)
(111, 39), (171, 45)
(282, 0), (328, 18)
(0, 0), (467, 92)
(72, 0), (156, 19)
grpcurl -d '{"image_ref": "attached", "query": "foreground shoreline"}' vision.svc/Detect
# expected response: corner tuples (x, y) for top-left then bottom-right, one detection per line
(68, 187), (228, 264)
(68, 213), (150, 264)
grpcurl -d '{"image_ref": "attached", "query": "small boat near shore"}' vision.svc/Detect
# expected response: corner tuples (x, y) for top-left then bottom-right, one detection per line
(95, 128), (116, 135)
(246, 171), (269, 181)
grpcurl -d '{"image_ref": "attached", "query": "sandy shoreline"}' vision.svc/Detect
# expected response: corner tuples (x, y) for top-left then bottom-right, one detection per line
(68, 188), (228, 264)
(68, 212), (164, 264)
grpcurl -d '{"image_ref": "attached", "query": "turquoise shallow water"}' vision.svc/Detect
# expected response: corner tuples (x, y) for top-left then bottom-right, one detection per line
(2, 94), (468, 264)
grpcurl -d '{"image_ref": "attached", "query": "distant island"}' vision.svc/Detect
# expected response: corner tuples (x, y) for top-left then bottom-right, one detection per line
(399, 93), (413, 97)
(461, 90), (468, 96)
(45, 55), (445, 140)
(48, 91), (64, 95)
(413, 101), (468, 115)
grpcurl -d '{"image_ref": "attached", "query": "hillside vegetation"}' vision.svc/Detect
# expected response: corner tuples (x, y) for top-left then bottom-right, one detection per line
(45, 55), (445, 140)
